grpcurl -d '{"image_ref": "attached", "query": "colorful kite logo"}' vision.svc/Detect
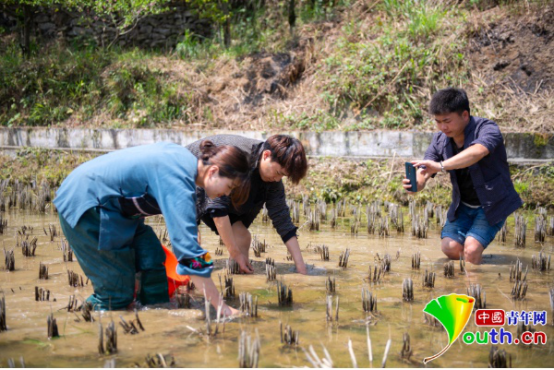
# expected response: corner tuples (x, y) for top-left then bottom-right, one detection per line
(423, 294), (475, 364)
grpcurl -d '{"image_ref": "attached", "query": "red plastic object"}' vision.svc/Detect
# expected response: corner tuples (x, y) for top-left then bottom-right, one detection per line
(162, 245), (190, 297)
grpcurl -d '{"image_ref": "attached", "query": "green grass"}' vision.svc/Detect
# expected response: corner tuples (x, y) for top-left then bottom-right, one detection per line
(0, 43), (192, 127)
(0, 0), (551, 131)
(288, 158), (554, 209)
(1, 149), (553, 210)
(319, 0), (469, 129)
(175, 2), (292, 61)
(0, 1), (301, 128)
(270, 109), (341, 132)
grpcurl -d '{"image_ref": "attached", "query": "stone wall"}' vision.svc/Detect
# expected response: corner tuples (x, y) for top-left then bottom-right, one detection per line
(0, 128), (552, 164)
(0, 3), (211, 49)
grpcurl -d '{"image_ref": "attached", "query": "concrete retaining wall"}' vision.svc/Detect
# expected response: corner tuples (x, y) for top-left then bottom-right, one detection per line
(0, 128), (552, 163)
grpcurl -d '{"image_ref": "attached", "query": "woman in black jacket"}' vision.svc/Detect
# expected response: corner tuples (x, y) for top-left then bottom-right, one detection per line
(187, 134), (309, 274)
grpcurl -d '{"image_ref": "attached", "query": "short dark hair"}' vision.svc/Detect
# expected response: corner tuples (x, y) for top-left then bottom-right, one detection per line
(262, 135), (308, 185)
(429, 87), (470, 116)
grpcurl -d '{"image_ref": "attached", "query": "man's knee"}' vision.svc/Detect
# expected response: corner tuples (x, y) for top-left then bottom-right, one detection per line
(441, 238), (463, 260)
(464, 238), (484, 264)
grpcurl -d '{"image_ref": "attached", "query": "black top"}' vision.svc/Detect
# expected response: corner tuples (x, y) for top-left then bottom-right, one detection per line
(186, 134), (298, 243)
(451, 139), (481, 206)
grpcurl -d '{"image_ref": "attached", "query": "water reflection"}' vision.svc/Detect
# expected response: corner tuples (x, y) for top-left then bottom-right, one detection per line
(0, 208), (552, 367)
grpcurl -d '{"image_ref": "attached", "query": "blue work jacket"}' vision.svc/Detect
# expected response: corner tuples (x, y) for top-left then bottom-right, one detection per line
(424, 116), (523, 225)
(53, 142), (212, 277)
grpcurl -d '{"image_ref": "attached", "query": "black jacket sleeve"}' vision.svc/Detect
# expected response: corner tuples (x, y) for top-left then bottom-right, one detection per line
(195, 187), (231, 222)
(265, 181), (297, 243)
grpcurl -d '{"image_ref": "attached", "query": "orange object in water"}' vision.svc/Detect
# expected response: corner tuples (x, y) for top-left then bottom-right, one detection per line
(162, 245), (190, 297)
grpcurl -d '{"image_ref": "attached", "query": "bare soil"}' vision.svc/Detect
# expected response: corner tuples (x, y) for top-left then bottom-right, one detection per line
(194, 47), (309, 129)
(174, 3), (554, 132)
(468, 5), (554, 93)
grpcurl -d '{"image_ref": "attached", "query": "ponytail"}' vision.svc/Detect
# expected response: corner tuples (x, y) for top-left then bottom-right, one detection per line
(199, 140), (251, 207)
(199, 140), (218, 161)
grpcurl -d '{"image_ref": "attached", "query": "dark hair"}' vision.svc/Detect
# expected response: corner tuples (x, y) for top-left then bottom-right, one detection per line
(429, 87), (470, 116)
(262, 135), (308, 185)
(199, 140), (251, 207)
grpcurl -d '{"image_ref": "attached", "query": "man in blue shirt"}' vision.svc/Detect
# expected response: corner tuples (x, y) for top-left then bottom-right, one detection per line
(403, 88), (522, 264)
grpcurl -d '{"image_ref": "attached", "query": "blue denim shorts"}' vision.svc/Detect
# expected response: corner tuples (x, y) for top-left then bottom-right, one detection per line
(441, 203), (506, 249)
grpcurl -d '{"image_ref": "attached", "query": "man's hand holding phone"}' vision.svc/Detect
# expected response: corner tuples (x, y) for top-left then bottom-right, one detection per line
(403, 162), (418, 193)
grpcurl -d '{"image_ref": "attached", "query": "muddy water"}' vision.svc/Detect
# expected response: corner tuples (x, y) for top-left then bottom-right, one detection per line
(0, 209), (553, 368)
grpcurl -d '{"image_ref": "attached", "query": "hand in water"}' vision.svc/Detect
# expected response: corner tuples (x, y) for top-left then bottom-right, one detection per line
(233, 253), (254, 274)
(308, 267), (327, 275)
(296, 263), (308, 275)
(290, 264), (326, 276)
(223, 305), (241, 317)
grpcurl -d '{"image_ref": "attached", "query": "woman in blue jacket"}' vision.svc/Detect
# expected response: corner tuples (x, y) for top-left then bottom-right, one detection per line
(55, 141), (250, 315)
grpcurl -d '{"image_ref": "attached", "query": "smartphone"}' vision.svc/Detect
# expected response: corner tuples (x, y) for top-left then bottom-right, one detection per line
(405, 162), (418, 192)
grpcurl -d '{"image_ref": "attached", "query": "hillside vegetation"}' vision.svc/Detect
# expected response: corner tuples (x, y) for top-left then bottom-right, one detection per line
(1, 0), (553, 132)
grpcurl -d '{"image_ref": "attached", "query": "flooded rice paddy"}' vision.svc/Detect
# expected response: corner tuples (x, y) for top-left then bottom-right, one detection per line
(0, 203), (553, 368)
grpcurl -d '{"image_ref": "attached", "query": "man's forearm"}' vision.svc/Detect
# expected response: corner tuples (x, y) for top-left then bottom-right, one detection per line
(443, 144), (489, 170)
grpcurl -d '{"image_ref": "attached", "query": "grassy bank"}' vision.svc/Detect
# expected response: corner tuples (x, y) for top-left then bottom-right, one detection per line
(1, 0), (552, 131)
(1, 149), (553, 210)
(289, 157), (554, 210)
(0, 43), (192, 128)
